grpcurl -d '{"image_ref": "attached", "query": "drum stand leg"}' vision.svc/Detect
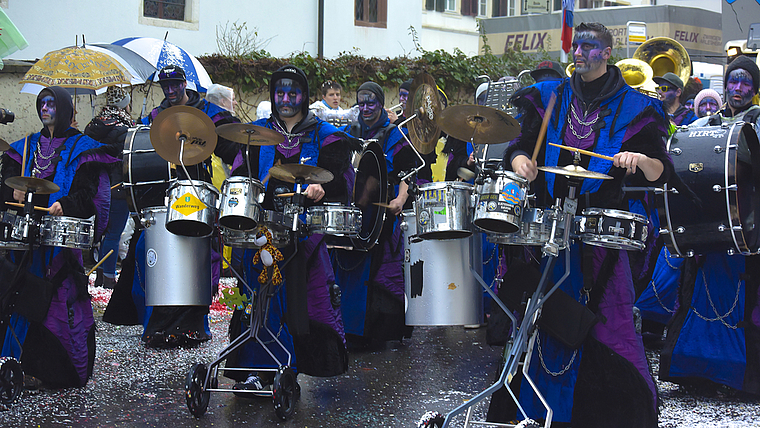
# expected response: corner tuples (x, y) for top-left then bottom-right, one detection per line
(437, 249), (571, 428)
(200, 249), (298, 396)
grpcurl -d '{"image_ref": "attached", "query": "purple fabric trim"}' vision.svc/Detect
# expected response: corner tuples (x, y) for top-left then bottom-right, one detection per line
(374, 223), (405, 300)
(564, 99), (597, 150)
(231, 151), (245, 173)
(76, 152), (119, 171)
(93, 170), (111, 238)
(322, 133), (340, 147)
(277, 136), (304, 158)
(590, 247), (657, 410)
(525, 91), (547, 118)
(344, 168), (355, 203)
(622, 115), (657, 144)
(300, 235), (345, 341)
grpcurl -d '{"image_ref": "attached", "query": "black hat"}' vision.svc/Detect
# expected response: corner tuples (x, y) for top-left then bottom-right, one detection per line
(157, 65), (186, 82)
(357, 81), (385, 106)
(400, 79), (413, 91)
(725, 55), (760, 96)
(529, 60), (563, 81)
(269, 65), (310, 119)
(653, 72), (684, 91)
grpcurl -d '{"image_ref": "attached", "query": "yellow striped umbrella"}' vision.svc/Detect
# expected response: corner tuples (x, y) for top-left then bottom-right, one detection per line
(20, 46), (132, 91)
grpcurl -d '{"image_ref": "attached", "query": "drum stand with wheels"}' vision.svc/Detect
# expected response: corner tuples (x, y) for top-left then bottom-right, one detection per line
(184, 189), (307, 421)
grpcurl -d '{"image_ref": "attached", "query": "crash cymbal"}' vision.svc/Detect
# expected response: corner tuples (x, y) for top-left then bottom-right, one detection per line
(0, 138), (9, 152)
(538, 165), (613, 180)
(268, 164), (334, 185)
(405, 73), (441, 155)
(5, 176), (61, 194)
(215, 123), (284, 146)
(150, 105), (217, 165)
(437, 105), (520, 145)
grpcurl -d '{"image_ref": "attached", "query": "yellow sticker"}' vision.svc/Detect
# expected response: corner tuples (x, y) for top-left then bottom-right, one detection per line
(171, 193), (207, 216)
(447, 282), (457, 290)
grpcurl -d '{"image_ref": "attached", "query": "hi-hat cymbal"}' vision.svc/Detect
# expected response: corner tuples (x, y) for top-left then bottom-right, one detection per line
(405, 73), (442, 155)
(268, 164), (334, 185)
(5, 176), (61, 194)
(0, 138), (9, 152)
(437, 105), (520, 144)
(538, 165), (613, 180)
(215, 123), (284, 146)
(150, 105), (217, 165)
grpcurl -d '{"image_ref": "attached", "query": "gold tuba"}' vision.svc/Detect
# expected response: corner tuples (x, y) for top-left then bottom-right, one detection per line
(615, 58), (658, 98)
(633, 37), (692, 85)
(566, 63), (574, 77)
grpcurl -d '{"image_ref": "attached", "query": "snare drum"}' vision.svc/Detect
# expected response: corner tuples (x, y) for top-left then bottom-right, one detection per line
(487, 207), (569, 249)
(123, 126), (175, 213)
(658, 122), (760, 257)
(0, 211), (26, 250)
(219, 176), (265, 231)
(473, 170), (529, 234)
(574, 208), (648, 251)
(142, 207), (212, 306)
(402, 210), (483, 326)
(415, 181), (474, 240)
(39, 216), (95, 249)
(306, 205), (362, 237)
(221, 211), (295, 249)
(166, 180), (219, 237)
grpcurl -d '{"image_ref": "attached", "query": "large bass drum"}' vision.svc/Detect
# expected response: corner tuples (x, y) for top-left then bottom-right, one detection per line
(658, 122), (760, 257)
(123, 126), (176, 213)
(327, 140), (388, 251)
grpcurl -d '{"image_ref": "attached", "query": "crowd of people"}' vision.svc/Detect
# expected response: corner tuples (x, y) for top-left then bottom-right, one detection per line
(1, 20), (760, 428)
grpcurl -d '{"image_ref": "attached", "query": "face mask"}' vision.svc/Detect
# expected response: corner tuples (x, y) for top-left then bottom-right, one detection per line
(274, 78), (304, 118)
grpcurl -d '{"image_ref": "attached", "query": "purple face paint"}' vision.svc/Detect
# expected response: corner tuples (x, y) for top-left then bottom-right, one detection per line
(357, 90), (382, 123)
(572, 32), (607, 75)
(656, 85), (679, 107)
(160, 81), (187, 105)
(274, 78), (304, 118)
(399, 88), (409, 109)
(40, 95), (56, 126)
(725, 69), (755, 111)
(697, 97), (720, 117)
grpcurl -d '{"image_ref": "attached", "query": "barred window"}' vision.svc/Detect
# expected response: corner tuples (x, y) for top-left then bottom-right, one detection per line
(355, 0), (387, 28)
(144, 0), (186, 21)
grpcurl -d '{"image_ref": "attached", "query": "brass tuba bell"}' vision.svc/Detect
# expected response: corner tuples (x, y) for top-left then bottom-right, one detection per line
(633, 37), (692, 85)
(615, 58), (653, 88)
(565, 62), (574, 77)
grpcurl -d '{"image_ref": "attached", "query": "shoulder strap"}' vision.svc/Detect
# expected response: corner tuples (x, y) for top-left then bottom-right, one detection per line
(66, 134), (86, 166)
(744, 107), (760, 125)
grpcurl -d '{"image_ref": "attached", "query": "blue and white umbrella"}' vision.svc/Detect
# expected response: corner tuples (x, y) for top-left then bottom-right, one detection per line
(113, 37), (212, 92)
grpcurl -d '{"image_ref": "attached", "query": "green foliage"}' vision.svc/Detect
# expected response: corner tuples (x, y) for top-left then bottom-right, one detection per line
(200, 24), (558, 107)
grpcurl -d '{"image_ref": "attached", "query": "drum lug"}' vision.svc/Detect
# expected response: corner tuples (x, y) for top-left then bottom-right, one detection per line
(686, 249), (695, 257)
(718, 224), (727, 232)
(727, 248), (736, 256)
(675, 226), (685, 234)
(732, 225), (743, 232)
(714, 145), (724, 154)
(713, 184), (737, 192)
(659, 228), (670, 235)
(670, 147), (682, 156)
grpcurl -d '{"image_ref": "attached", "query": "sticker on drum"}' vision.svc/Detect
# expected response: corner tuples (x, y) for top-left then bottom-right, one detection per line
(415, 181), (473, 240)
(474, 170), (528, 234)
(171, 192), (208, 215)
(165, 180), (219, 237)
(147, 248), (158, 267)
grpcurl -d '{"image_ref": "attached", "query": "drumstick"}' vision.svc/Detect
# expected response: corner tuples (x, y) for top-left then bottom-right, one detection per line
(111, 182), (122, 190)
(547, 143), (615, 161)
(532, 93), (557, 163)
(373, 202), (392, 208)
(5, 201), (51, 212)
(21, 135), (29, 178)
(275, 192), (295, 197)
(86, 250), (114, 277)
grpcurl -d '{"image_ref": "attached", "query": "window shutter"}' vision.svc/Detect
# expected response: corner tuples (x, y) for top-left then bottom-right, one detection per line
(435, 0), (445, 12)
(461, 0), (470, 15)
(426, 0), (435, 10)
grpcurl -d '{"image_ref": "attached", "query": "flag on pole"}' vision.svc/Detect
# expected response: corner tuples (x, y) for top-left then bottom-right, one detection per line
(561, 0), (574, 54)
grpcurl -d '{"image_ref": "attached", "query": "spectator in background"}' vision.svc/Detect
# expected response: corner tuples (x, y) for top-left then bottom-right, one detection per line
(206, 83), (237, 113)
(529, 60), (564, 83)
(654, 72), (697, 126)
(310, 80), (343, 110)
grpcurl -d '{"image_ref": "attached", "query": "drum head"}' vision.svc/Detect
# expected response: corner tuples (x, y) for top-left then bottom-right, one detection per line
(352, 141), (388, 249)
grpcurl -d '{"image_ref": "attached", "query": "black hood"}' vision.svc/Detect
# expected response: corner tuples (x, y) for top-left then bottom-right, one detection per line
(37, 86), (74, 138)
(269, 65), (310, 121)
(569, 65), (626, 106)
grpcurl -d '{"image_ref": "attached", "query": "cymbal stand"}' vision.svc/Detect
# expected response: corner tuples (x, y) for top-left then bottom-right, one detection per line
(176, 134), (205, 202)
(285, 156), (312, 232)
(397, 118), (427, 183)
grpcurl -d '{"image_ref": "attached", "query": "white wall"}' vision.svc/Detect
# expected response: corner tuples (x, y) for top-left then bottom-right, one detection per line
(655, 0), (721, 13)
(4, 0), (419, 61)
(420, 8), (480, 56)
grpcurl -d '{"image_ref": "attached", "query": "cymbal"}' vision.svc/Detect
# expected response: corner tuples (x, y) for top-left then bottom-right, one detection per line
(0, 138), (9, 152)
(268, 164), (334, 185)
(150, 105), (217, 165)
(437, 105), (520, 145)
(5, 176), (61, 194)
(215, 123), (284, 146)
(538, 165), (613, 180)
(405, 73), (442, 155)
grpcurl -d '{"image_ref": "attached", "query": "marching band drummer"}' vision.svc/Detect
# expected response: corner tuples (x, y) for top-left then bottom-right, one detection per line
(659, 56), (760, 397)
(226, 65), (358, 393)
(0, 86), (118, 389)
(498, 22), (671, 427)
(109, 65), (243, 349)
(333, 81), (419, 347)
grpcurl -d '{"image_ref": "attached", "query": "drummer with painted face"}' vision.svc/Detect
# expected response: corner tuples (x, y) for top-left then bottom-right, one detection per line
(659, 55), (760, 398)
(499, 22), (672, 427)
(0, 86), (118, 389)
(332, 81), (419, 347)
(226, 65), (358, 394)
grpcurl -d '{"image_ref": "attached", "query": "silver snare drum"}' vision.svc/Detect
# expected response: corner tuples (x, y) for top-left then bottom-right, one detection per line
(575, 208), (648, 251)
(415, 181), (474, 240)
(306, 205), (362, 237)
(219, 176), (265, 231)
(166, 180), (219, 237)
(487, 207), (569, 249)
(39, 216), (95, 249)
(221, 210), (296, 249)
(474, 170), (529, 234)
